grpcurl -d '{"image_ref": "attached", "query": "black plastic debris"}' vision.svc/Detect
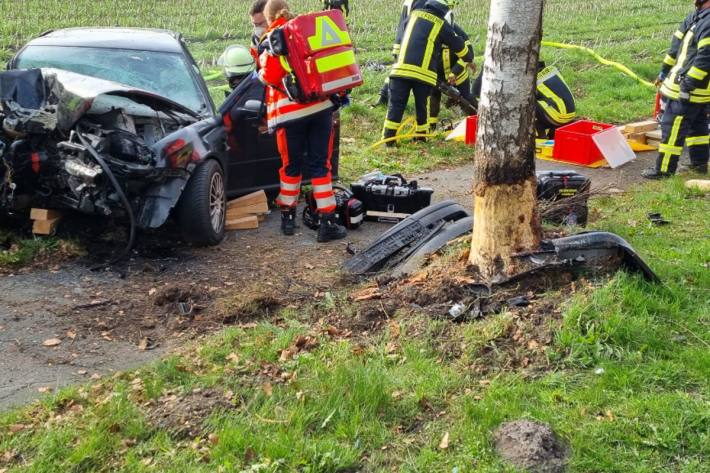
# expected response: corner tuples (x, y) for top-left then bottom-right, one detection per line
(647, 212), (670, 226)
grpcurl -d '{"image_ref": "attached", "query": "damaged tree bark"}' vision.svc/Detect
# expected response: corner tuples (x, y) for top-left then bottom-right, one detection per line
(469, 0), (545, 281)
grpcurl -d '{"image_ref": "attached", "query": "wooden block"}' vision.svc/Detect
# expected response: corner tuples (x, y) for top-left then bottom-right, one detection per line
(225, 215), (259, 230)
(625, 120), (659, 133)
(627, 132), (647, 144)
(32, 217), (61, 235)
(645, 129), (662, 141)
(227, 190), (267, 209)
(685, 179), (710, 192)
(226, 201), (269, 219)
(30, 208), (62, 221)
(646, 138), (660, 150)
(257, 214), (266, 223)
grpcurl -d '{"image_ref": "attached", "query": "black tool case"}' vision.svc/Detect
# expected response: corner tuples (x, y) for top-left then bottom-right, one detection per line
(350, 173), (433, 222)
(536, 170), (591, 226)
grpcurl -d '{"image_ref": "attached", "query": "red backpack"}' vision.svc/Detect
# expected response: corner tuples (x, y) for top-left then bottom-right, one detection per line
(266, 9), (363, 102)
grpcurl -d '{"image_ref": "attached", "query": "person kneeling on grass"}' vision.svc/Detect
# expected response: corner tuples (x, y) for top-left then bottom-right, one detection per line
(258, 0), (347, 243)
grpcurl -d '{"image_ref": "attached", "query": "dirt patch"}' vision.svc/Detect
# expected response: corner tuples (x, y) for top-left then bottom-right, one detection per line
(215, 289), (283, 324)
(145, 388), (232, 439)
(153, 284), (205, 307)
(493, 420), (569, 473)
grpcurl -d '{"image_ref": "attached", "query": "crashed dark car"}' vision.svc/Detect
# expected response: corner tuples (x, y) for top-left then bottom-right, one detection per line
(1, 28), (340, 247)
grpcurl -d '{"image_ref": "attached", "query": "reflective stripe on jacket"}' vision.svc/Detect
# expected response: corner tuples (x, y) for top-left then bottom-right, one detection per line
(660, 8), (710, 103)
(258, 17), (333, 131)
(390, 0), (473, 87)
(536, 66), (576, 126)
(440, 24), (472, 86)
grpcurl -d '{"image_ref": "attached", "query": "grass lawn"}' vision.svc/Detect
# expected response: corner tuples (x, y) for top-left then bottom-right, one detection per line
(1, 1), (709, 471)
(1, 178), (708, 472)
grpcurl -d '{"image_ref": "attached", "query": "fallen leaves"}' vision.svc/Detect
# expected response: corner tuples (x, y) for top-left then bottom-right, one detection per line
(137, 337), (156, 351)
(438, 431), (450, 449)
(352, 286), (381, 301)
(279, 335), (319, 361)
(8, 424), (26, 433)
(42, 338), (61, 347)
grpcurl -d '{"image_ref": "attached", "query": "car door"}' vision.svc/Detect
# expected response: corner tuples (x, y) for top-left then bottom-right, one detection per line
(219, 74), (341, 198)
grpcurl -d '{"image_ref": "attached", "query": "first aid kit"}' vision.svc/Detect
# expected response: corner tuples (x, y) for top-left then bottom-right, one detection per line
(267, 9), (363, 102)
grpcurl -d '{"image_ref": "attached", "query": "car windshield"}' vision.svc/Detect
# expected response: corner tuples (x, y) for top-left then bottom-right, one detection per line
(15, 45), (207, 114)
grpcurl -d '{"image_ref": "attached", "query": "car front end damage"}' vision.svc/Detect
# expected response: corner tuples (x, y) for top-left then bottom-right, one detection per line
(0, 68), (226, 246)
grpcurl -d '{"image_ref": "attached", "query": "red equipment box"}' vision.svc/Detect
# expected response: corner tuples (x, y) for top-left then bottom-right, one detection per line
(283, 9), (363, 101)
(465, 115), (478, 145)
(552, 120), (613, 166)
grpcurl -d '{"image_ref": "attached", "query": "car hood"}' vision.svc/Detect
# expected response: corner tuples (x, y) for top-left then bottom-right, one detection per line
(0, 68), (199, 131)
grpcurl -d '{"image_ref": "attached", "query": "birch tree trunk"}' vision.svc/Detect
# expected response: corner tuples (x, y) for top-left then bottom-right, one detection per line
(468, 0), (544, 281)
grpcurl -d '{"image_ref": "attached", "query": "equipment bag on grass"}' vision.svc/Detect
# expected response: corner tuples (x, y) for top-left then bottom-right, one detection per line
(265, 9), (363, 102)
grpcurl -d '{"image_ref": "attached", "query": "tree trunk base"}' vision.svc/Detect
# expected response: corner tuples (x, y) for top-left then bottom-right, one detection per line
(469, 177), (541, 281)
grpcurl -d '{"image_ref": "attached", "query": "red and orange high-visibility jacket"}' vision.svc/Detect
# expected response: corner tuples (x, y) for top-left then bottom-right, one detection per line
(258, 17), (333, 132)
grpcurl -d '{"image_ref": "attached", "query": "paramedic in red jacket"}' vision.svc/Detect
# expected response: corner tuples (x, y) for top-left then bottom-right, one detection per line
(258, 0), (347, 242)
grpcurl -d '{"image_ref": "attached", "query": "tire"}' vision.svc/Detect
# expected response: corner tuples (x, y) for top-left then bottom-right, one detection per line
(176, 159), (226, 246)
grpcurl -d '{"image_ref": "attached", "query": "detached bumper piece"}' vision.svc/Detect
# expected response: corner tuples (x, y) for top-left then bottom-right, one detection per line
(534, 232), (659, 283)
(342, 200), (470, 275)
(344, 201), (659, 283)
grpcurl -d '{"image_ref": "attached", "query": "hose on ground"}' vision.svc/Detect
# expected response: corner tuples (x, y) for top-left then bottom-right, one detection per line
(75, 125), (136, 267)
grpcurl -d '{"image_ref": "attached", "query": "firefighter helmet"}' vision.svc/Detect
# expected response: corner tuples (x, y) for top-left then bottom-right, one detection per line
(217, 45), (255, 78)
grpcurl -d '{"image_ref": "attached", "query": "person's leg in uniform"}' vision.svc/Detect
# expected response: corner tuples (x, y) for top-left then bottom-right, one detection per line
(644, 99), (697, 178)
(685, 106), (709, 174)
(376, 77), (390, 107)
(275, 123), (306, 235)
(304, 110), (346, 242)
(383, 77), (413, 146)
(534, 107), (554, 139)
(429, 88), (442, 131)
(412, 82), (433, 141)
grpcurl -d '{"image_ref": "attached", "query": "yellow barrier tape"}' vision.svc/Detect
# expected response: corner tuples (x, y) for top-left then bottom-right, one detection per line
(541, 41), (655, 89)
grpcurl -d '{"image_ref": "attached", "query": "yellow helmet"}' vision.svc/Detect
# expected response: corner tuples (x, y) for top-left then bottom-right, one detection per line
(217, 45), (255, 78)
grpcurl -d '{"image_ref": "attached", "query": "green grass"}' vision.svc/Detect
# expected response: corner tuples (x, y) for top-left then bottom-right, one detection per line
(1, 178), (708, 471)
(0, 0), (690, 180)
(0, 229), (65, 268)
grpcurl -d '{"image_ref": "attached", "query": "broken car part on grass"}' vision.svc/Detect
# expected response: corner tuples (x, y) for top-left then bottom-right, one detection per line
(343, 199), (659, 283)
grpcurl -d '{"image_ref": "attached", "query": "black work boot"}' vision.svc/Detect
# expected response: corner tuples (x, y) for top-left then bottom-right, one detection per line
(281, 208), (297, 236)
(689, 162), (708, 174)
(374, 82), (389, 107)
(641, 168), (673, 180)
(382, 128), (397, 148)
(317, 212), (347, 243)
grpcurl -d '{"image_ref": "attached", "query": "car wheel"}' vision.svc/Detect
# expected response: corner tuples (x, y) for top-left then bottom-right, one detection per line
(176, 159), (226, 246)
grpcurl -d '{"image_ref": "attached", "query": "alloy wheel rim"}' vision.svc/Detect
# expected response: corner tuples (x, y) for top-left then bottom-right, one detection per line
(209, 171), (225, 233)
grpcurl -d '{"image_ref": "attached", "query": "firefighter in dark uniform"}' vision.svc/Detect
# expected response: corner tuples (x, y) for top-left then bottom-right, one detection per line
(470, 61), (576, 138)
(428, 23), (475, 130)
(643, 0), (710, 178)
(375, 0), (428, 107)
(382, 0), (473, 146)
